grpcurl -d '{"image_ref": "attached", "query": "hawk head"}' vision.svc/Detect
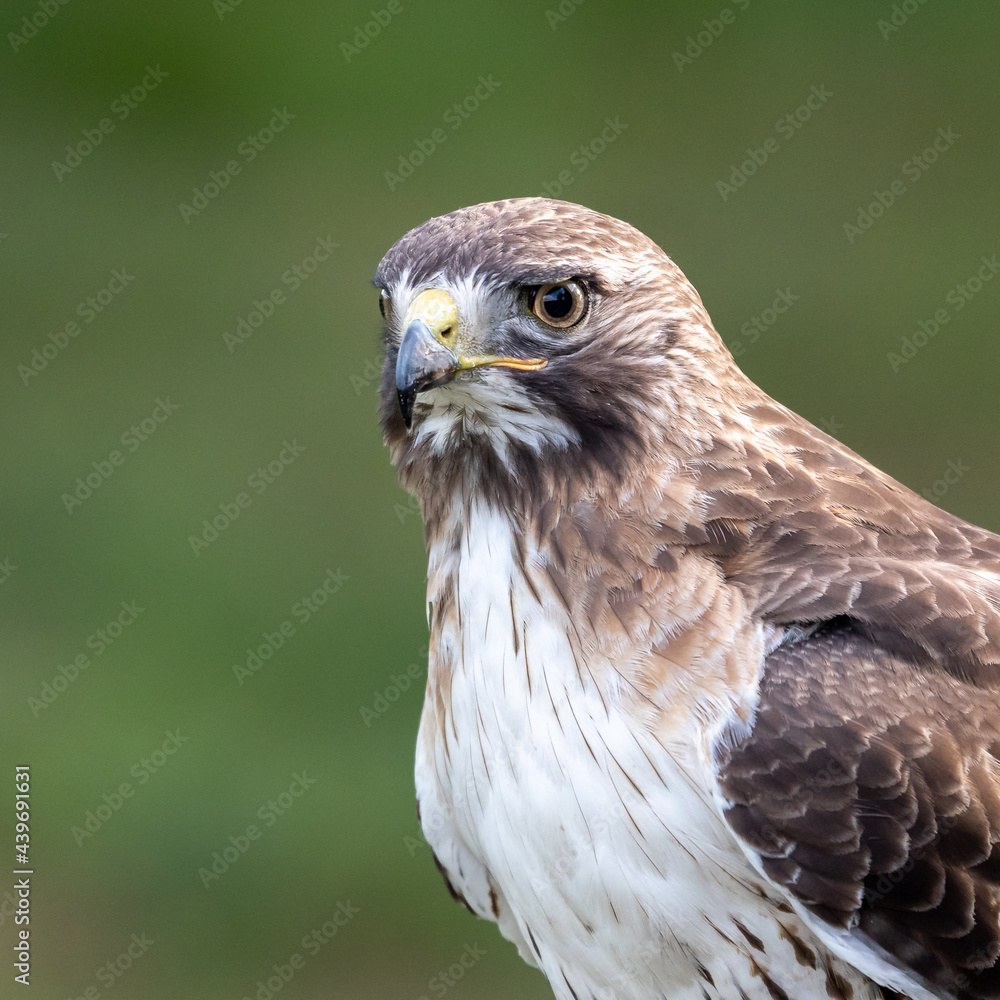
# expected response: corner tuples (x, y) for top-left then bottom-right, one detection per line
(375, 198), (755, 514)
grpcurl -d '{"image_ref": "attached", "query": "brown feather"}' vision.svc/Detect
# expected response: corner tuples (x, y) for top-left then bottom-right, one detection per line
(718, 623), (1000, 999)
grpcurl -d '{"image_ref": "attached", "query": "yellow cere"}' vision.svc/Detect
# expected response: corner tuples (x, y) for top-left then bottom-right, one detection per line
(404, 289), (459, 341)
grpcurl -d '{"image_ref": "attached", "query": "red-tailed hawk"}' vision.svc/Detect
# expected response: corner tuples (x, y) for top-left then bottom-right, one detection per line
(375, 198), (1000, 1000)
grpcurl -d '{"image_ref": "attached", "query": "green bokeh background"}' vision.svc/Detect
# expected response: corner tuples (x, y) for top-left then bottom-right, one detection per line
(2, 1), (998, 997)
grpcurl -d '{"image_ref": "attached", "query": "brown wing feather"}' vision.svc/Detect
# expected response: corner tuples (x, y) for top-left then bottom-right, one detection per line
(690, 401), (1000, 685)
(716, 620), (1000, 1000)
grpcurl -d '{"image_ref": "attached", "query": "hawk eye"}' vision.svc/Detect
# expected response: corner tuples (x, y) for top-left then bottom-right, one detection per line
(531, 281), (587, 329)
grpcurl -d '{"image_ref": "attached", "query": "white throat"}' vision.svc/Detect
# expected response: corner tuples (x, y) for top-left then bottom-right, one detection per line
(413, 378), (580, 467)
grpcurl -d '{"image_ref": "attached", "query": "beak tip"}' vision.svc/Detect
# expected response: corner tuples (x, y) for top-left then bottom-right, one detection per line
(397, 387), (415, 429)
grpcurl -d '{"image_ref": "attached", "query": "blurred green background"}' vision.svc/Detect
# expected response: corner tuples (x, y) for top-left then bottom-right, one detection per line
(2, 1), (998, 997)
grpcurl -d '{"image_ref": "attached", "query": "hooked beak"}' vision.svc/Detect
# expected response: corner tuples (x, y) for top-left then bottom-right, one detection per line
(394, 289), (547, 428)
(395, 317), (460, 428)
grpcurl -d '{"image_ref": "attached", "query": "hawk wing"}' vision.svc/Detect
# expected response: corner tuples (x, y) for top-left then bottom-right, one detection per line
(715, 619), (1000, 1000)
(694, 403), (1000, 1000)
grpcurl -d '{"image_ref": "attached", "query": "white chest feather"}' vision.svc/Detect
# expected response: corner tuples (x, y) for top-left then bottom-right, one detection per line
(416, 506), (883, 1000)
